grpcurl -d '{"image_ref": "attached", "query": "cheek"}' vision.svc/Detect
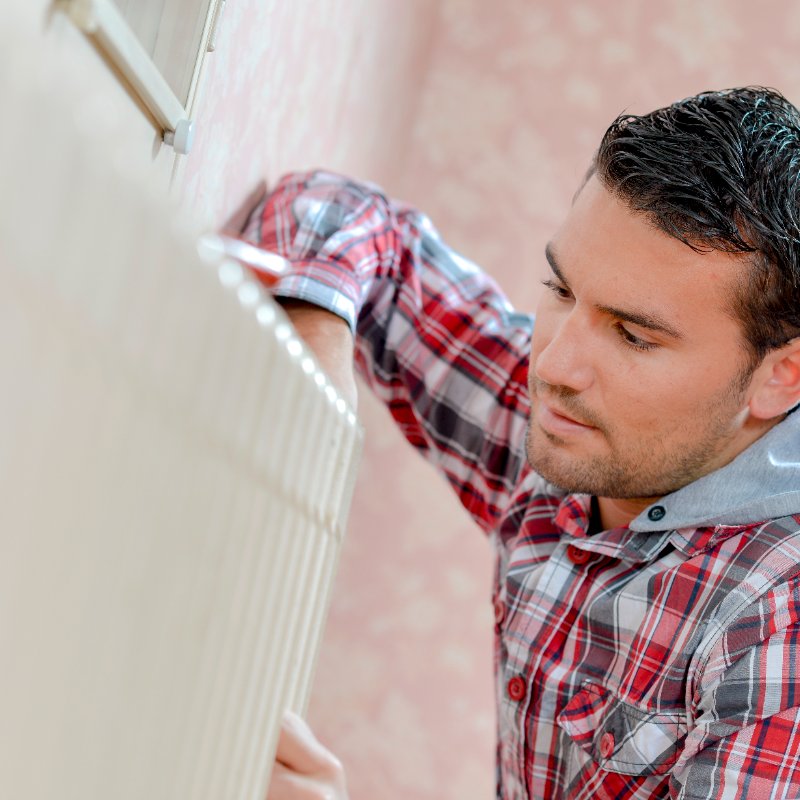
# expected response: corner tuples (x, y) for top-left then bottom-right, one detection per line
(617, 384), (683, 430)
(605, 360), (730, 437)
(582, 347), (687, 433)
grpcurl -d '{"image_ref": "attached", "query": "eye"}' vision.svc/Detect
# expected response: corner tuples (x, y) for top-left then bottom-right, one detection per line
(541, 279), (573, 301)
(615, 322), (657, 352)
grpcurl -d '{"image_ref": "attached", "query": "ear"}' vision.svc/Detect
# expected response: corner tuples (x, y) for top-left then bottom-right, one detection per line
(749, 338), (800, 420)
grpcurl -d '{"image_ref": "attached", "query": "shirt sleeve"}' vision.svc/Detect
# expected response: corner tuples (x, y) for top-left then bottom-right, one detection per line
(243, 170), (534, 532)
(671, 576), (800, 798)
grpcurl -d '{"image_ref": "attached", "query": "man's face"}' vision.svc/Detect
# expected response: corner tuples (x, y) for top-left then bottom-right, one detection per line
(527, 176), (765, 501)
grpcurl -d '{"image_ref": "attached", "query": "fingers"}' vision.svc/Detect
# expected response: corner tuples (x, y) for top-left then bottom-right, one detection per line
(268, 762), (333, 800)
(267, 712), (348, 800)
(275, 712), (341, 776)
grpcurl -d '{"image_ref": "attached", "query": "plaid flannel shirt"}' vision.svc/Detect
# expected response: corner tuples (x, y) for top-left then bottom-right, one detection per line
(245, 171), (800, 799)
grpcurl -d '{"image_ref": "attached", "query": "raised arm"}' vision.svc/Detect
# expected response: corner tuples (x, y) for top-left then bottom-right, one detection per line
(275, 298), (358, 412)
(244, 170), (534, 532)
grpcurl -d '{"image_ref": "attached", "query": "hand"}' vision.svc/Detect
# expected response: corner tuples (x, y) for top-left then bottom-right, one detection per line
(267, 711), (349, 800)
(278, 300), (358, 413)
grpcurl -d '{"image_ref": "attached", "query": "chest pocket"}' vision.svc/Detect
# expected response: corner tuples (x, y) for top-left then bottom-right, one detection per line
(556, 681), (688, 777)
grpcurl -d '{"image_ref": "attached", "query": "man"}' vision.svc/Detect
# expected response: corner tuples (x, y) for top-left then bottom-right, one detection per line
(260, 87), (800, 798)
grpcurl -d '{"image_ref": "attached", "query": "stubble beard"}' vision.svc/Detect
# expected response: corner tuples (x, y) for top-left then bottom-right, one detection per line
(525, 375), (750, 501)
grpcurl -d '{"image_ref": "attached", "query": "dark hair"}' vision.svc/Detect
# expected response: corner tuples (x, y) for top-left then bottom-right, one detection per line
(594, 87), (800, 364)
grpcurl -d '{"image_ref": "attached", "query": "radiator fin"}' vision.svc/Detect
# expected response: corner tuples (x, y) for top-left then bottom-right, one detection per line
(0, 10), (362, 800)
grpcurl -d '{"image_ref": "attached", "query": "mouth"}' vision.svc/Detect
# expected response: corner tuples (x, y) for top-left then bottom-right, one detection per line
(535, 398), (597, 437)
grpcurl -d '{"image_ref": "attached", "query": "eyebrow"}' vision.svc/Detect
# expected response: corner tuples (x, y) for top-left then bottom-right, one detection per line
(544, 244), (685, 340)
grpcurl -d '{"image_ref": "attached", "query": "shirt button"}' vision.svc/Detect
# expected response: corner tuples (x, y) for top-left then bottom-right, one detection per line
(493, 598), (506, 625)
(647, 505), (666, 522)
(599, 731), (615, 759)
(507, 676), (526, 702)
(566, 544), (592, 565)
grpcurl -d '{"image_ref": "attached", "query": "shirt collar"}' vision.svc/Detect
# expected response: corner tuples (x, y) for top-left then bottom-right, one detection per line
(554, 494), (674, 564)
(554, 494), (759, 563)
(666, 523), (760, 557)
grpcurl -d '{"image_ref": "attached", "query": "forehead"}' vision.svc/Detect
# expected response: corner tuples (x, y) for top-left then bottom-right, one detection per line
(549, 177), (748, 342)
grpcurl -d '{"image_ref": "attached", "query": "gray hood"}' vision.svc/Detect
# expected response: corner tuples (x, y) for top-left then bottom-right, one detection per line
(631, 409), (800, 533)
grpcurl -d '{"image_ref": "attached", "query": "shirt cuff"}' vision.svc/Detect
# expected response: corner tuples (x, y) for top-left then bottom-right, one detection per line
(270, 269), (359, 334)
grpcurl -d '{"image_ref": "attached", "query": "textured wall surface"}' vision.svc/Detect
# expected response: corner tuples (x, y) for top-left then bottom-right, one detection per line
(30, 1), (800, 797)
(300, 3), (800, 800)
(179, 0), (440, 225)
(402, 0), (800, 312)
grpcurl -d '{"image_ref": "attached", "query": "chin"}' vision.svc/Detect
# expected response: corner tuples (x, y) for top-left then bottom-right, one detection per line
(525, 424), (586, 491)
(525, 424), (663, 499)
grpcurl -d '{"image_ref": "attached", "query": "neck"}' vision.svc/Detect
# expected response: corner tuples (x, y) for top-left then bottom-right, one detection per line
(594, 413), (786, 531)
(596, 496), (653, 531)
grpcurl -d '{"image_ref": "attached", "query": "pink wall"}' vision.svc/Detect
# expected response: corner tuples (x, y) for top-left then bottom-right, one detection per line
(402, 0), (800, 312)
(318, 3), (800, 799)
(180, 0), (440, 224)
(182, 2), (800, 798)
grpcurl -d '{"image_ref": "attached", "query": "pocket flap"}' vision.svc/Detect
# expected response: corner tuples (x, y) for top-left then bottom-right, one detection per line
(557, 681), (688, 777)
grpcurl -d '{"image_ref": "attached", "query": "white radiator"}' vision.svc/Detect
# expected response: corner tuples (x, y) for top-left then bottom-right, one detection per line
(0, 10), (362, 800)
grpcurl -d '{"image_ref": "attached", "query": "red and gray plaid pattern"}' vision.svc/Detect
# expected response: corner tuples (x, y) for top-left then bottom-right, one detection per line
(248, 171), (800, 799)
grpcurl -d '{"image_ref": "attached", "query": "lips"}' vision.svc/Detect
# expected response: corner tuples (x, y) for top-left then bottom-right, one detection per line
(536, 399), (596, 436)
(548, 402), (592, 426)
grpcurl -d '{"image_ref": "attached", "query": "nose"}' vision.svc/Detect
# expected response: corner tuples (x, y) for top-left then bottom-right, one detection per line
(532, 311), (594, 393)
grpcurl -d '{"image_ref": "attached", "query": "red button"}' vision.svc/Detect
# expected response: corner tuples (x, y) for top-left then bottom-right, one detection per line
(599, 731), (615, 759)
(507, 676), (526, 702)
(566, 544), (591, 565)
(493, 599), (506, 625)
